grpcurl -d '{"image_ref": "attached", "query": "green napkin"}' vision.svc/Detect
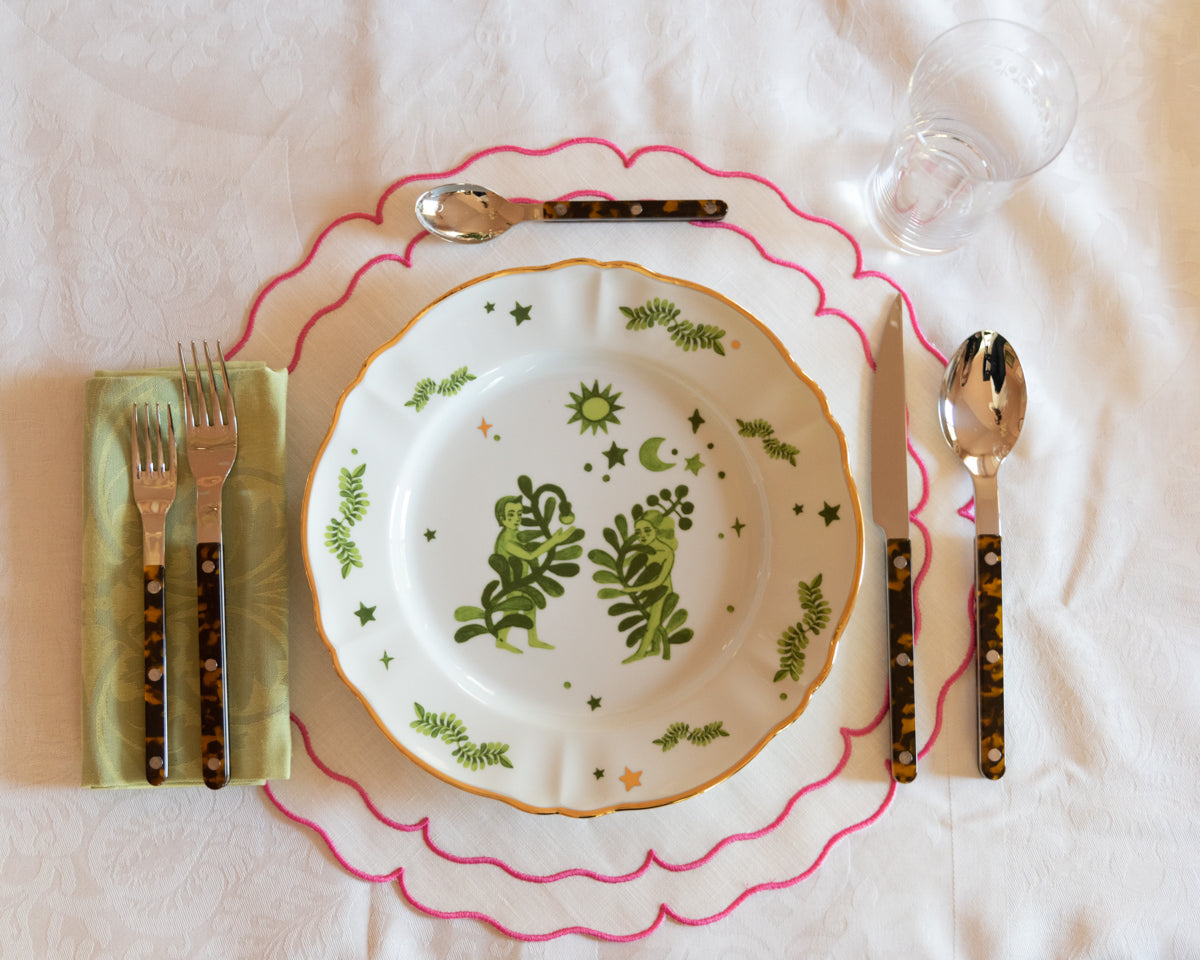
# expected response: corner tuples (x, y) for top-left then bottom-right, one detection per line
(81, 361), (290, 787)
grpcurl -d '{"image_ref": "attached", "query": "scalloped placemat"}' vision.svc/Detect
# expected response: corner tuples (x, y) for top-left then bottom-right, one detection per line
(238, 138), (967, 941)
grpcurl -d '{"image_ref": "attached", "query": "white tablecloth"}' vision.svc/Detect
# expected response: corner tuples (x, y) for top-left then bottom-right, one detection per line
(3, 1), (1198, 956)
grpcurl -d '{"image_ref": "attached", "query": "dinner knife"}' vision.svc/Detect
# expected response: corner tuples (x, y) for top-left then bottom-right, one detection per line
(870, 294), (917, 783)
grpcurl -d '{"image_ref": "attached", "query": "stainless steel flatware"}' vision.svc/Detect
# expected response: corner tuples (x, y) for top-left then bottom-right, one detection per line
(938, 330), (1027, 780)
(130, 402), (177, 786)
(178, 341), (238, 789)
(415, 182), (728, 243)
(870, 294), (917, 783)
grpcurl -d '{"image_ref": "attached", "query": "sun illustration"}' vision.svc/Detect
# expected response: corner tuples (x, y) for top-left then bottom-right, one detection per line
(566, 381), (624, 435)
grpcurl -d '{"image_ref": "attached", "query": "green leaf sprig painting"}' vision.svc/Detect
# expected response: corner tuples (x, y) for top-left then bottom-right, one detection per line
(453, 476), (585, 653)
(589, 485), (696, 663)
(620, 298), (727, 355)
(774, 574), (832, 682)
(405, 366), (477, 412)
(737, 417), (800, 466)
(410, 703), (513, 770)
(325, 462), (369, 578)
(653, 720), (730, 751)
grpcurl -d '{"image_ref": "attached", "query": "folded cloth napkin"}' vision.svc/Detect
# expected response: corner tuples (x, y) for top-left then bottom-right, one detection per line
(81, 361), (290, 787)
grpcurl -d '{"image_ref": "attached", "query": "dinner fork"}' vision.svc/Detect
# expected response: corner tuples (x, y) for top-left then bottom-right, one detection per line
(178, 341), (238, 790)
(130, 402), (177, 786)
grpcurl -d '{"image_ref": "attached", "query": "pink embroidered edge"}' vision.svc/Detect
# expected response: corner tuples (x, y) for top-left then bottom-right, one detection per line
(272, 702), (893, 887)
(240, 137), (970, 939)
(263, 773), (895, 942)
(226, 137), (947, 371)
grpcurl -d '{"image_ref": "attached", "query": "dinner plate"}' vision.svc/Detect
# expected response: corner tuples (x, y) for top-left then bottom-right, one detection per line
(302, 259), (863, 816)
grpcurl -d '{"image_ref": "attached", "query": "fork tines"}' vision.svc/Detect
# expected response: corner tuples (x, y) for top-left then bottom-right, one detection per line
(178, 340), (236, 429)
(131, 402), (176, 478)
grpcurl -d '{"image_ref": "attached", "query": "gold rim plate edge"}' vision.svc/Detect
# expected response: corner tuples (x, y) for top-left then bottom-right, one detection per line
(299, 257), (865, 817)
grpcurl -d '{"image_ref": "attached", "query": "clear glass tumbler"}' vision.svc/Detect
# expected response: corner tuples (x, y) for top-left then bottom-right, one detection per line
(866, 20), (1078, 255)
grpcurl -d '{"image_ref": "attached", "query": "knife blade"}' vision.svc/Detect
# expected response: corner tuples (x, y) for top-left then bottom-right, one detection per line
(870, 294), (917, 783)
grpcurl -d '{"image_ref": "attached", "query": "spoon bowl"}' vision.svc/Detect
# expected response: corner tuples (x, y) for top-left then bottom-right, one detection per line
(938, 330), (1027, 486)
(415, 183), (727, 244)
(415, 184), (526, 243)
(938, 329), (1026, 781)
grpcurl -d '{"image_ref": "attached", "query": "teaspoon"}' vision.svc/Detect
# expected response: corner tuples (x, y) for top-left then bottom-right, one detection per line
(937, 330), (1027, 780)
(415, 183), (727, 243)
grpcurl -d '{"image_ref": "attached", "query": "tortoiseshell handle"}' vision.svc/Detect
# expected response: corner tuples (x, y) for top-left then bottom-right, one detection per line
(197, 542), (229, 790)
(144, 564), (168, 786)
(886, 538), (917, 783)
(976, 534), (1005, 780)
(539, 199), (727, 222)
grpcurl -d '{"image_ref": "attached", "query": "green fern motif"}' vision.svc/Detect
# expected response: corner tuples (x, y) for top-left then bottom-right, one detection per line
(620, 299), (726, 356)
(653, 720), (730, 751)
(436, 366), (475, 397)
(410, 702), (467, 742)
(736, 418), (799, 467)
(337, 463), (369, 522)
(762, 436), (800, 466)
(410, 702), (514, 770)
(798, 574), (831, 633)
(406, 367), (476, 411)
(324, 522), (362, 578)
(774, 573), (830, 682)
(687, 720), (730, 746)
(405, 377), (437, 412)
(653, 721), (692, 751)
(324, 463), (369, 578)
(774, 624), (810, 683)
(668, 320), (726, 354)
(735, 417), (774, 438)
(620, 297), (679, 330)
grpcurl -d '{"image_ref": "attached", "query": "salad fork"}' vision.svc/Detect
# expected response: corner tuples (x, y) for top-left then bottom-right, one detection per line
(178, 341), (238, 790)
(130, 403), (177, 786)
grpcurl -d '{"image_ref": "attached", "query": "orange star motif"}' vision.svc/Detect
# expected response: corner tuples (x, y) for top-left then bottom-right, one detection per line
(619, 767), (642, 792)
(476, 417), (493, 438)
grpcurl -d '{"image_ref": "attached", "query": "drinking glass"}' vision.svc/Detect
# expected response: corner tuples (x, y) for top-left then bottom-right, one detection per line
(866, 20), (1078, 255)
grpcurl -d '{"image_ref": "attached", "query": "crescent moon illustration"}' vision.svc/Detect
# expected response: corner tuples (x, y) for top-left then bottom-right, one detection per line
(638, 437), (676, 472)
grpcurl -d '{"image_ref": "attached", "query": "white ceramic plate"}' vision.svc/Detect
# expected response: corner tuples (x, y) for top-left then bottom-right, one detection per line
(302, 259), (863, 816)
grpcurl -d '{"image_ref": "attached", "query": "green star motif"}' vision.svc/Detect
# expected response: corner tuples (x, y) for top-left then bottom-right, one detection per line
(684, 453), (705, 476)
(593, 768), (605, 780)
(379, 651), (393, 669)
(688, 408), (706, 433)
(510, 301), (532, 325)
(423, 529), (436, 542)
(588, 695), (602, 711)
(484, 301), (495, 313)
(819, 501), (841, 526)
(730, 517), (746, 537)
(354, 603), (377, 626)
(793, 503), (804, 515)
(602, 441), (627, 469)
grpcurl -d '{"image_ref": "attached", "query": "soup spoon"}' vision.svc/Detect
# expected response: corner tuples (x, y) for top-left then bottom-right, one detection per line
(415, 183), (727, 243)
(938, 330), (1027, 780)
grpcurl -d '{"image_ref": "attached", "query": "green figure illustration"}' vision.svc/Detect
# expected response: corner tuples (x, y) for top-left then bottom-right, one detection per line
(589, 485), (695, 663)
(620, 510), (677, 662)
(492, 495), (576, 652)
(453, 476), (585, 654)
